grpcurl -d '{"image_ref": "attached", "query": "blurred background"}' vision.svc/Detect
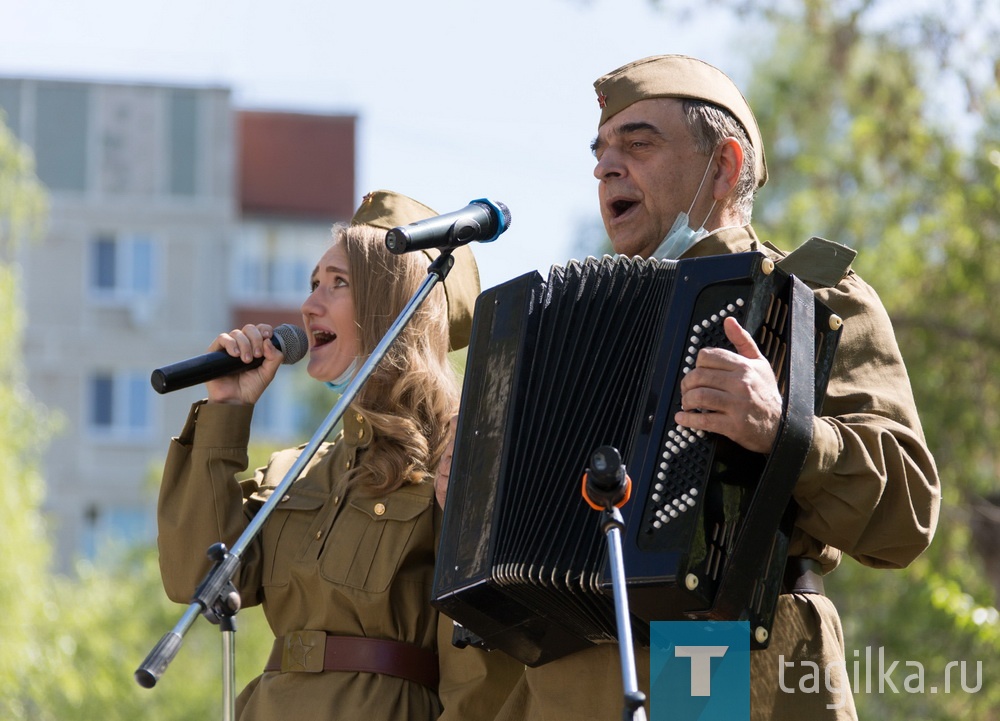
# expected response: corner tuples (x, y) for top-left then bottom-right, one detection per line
(1, 0), (998, 718)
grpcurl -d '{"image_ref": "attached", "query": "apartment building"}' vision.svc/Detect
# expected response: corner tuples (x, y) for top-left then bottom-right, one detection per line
(0, 76), (355, 570)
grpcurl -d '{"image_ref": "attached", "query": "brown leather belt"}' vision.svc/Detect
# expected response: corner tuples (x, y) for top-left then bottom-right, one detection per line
(264, 631), (439, 689)
(782, 557), (825, 596)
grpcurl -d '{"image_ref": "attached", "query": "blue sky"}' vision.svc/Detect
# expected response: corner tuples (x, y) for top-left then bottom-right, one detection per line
(0, 0), (743, 289)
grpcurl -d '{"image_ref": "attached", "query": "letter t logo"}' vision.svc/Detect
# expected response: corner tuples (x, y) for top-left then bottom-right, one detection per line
(674, 646), (729, 696)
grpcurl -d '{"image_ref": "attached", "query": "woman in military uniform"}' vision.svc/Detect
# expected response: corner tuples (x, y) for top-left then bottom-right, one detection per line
(156, 190), (491, 720)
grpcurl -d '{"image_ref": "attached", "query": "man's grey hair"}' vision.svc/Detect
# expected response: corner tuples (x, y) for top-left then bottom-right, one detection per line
(682, 100), (757, 224)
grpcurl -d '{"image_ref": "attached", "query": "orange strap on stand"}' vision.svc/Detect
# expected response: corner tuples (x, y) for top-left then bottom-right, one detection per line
(581, 471), (633, 511)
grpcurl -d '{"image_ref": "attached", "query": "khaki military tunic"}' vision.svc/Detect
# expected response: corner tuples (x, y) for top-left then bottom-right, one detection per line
(157, 401), (514, 720)
(484, 226), (940, 721)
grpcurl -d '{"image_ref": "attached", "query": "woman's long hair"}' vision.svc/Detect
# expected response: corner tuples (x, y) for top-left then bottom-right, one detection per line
(334, 223), (459, 496)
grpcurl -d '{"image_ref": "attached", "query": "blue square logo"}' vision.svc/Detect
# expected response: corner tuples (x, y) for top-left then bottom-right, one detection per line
(650, 621), (750, 721)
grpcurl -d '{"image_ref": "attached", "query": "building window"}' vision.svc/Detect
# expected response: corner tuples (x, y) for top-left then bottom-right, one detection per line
(89, 232), (159, 303)
(232, 225), (329, 304)
(0, 79), (22, 137)
(88, 371), (153, 439)
(169, 89), (199, 196)
(35, 83), (89, 192)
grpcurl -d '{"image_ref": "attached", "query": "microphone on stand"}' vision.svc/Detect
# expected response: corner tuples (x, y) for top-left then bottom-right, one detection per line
(581, 445), (632, 511)
(150, 323), (308, 394)
(385, 198), (511, 254)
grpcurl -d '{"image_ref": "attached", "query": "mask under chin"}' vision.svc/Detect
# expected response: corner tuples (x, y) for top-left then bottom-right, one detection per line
(324, 358), (360, 393)
(652, 211), (709, 260)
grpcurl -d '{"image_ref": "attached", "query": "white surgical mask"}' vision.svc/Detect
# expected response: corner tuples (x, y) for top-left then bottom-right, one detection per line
(324, 358), (359, 394)
(652, 153), (718, 261)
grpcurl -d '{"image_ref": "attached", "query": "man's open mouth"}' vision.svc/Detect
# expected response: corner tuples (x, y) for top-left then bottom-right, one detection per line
(610, 199), (637, 218)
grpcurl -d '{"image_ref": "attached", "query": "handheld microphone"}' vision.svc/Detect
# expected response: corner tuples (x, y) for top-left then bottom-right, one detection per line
(385, 198), (511, 254)
(150, 324), (308, 394)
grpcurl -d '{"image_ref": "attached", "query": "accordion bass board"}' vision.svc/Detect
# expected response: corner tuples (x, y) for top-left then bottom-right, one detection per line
(432, 251), (842, 667)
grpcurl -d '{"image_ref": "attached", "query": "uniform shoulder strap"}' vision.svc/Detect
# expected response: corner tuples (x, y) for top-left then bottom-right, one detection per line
(771, 236), (857, 288)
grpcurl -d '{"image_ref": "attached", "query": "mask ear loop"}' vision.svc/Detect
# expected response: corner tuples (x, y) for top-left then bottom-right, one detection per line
(687, 150), (719, 230)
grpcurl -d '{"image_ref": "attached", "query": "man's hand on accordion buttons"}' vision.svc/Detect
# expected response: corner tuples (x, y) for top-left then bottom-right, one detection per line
(434, 414), (458, 509)
(675, 316), (783, 454)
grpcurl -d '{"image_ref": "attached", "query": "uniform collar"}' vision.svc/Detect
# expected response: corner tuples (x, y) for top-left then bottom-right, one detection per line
(681, 224), (761, 258)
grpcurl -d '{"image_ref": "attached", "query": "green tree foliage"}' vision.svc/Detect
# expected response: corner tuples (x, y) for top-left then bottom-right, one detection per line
(22, 546), (276, 721)
(0, 113), (47, 261)
(0, 113), (58, 719)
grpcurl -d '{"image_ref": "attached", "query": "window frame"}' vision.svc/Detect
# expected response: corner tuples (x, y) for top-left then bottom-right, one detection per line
(86, 369), (155, 442)
(87, 230), (162, 306)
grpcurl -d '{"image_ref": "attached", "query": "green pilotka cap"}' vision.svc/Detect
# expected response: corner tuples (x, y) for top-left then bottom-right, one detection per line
(351, 190), (481, 350)
(593, 54), (768, 187)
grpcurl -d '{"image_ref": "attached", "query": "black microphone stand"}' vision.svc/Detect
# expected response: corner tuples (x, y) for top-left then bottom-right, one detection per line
(135, 250), (458, 721)
(583, 446), (648, 721)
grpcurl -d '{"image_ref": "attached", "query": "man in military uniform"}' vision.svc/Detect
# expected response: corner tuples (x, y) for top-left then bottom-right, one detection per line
(485, 54), (940, 721)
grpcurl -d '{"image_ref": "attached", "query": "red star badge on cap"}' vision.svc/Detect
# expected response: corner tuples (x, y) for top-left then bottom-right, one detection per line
(597, 91), (607, 109)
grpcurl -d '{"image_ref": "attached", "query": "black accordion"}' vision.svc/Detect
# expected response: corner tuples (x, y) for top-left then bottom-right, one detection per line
(432, 251), (842, 667)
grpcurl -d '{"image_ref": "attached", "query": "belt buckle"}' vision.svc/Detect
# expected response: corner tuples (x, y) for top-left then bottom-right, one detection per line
(281, 630), (326, 673)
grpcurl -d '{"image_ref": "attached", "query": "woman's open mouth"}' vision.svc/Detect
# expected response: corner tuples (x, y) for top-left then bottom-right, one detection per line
(311, 330), (336, 348)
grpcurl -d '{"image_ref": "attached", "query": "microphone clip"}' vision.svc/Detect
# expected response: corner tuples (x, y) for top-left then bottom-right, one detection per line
(581, 445), (632, 511)
(465, 198), (510, 243)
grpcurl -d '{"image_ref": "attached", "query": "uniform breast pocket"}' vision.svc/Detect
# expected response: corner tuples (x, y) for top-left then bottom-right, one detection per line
(319, 492), (432, 594)
(254, 489), (328, 587)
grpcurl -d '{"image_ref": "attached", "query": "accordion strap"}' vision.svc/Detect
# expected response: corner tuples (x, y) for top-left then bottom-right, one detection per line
(710, 274), (817, 619)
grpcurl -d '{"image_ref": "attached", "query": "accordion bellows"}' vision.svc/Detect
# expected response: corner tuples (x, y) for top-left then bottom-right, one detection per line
(432, 252), (841, 666)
